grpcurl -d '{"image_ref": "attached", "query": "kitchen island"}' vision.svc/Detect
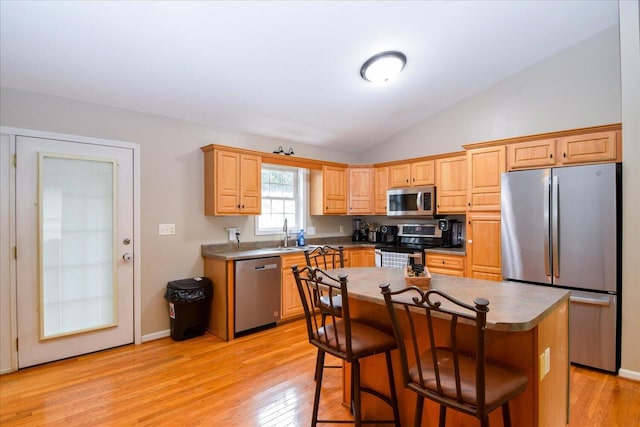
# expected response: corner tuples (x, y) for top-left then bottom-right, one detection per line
(332, 267), (570, 427)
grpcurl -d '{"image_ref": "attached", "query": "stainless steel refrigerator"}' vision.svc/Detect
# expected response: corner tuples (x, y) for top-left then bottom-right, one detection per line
(501, 163), (621, 373)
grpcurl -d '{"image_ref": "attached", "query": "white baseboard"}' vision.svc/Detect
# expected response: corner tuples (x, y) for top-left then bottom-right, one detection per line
(141, 329), (171, 343)
(618, 368), (640, 381)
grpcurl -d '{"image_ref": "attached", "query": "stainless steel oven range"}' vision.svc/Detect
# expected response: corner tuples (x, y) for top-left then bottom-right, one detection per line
(374, 221), (444, 267)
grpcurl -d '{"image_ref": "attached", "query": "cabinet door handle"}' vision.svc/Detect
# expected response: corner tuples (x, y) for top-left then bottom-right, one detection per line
(550, 153), (553, 159)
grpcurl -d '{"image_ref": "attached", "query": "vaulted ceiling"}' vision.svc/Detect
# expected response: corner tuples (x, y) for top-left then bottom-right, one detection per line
(0, 1), (619, 153)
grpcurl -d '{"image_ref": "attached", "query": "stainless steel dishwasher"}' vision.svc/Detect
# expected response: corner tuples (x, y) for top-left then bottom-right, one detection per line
(234, 257), (281, 335)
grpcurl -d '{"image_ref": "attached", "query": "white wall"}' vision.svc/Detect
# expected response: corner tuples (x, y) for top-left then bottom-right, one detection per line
(0, 88), (357, 344)
(0, 134), (15, 373)
(360, 25), (622, 161)
(619, 0), (640, 380)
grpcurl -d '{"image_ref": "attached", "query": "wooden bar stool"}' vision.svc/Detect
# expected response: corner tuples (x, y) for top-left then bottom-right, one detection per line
(292, 265), (401, 426)
(304, 245), (345, 379)
(380, 284), (528, 427)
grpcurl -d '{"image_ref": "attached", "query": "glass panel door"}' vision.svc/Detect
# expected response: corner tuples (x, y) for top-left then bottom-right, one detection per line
(39, 153), (117, 339)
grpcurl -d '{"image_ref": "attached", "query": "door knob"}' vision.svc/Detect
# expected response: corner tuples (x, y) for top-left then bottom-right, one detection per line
(122, 253), (133, 262)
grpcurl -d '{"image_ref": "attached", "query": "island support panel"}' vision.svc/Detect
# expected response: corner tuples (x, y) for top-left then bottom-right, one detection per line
(345, 297), (569, 427)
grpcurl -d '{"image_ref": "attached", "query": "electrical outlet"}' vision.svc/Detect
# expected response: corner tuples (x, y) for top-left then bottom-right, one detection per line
(539, 347), (551, 380)
(539, 352), (547, 380)
(159, 224), (175, 235)
(545, 347), (551, 375)
(226, 227), (239, 241)
(307, 226), (316, 235)
(339, 225), (344, 233)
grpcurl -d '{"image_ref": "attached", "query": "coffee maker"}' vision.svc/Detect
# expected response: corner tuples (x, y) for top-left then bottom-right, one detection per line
(352, 218), (367, 242)
(438, 219), (464, 248)
(379, 225), (398, 245)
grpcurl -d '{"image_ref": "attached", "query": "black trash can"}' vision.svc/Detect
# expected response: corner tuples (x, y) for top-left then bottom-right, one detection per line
(164, 277), (213, 341)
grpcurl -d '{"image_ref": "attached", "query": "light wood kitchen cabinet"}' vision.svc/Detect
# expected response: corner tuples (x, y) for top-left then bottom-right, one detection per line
(202, 147), (261, 216)
(507, 138), (557, 170)
(280, 253), (307, 320)
(348, 247), (375, 267)
(507, 130), (621, 170)
(389, 160), (435, 187)
(425, 252), (465, 277)
(348, 167), (374, 215)
(310, 165), (348, 215)
(203, 257), (234, 340)
(466, 212), (501, 281)
(435, 155), (467, 213)
(467, 145), (505, 212)
(374, 166), (389, 214)
(558, 130), (621, 165)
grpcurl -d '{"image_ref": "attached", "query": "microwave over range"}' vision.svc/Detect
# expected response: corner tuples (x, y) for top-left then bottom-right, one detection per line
(387, 186), (436, 217)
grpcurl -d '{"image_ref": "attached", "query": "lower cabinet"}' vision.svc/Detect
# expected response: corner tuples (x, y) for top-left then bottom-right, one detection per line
(280, 253), (307, 320)
(348, 247), (375, 267)
(466, 212), (502, 281)
(425, 253), (465, 277)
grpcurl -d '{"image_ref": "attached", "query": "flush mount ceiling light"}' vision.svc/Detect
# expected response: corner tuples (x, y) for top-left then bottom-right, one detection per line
(360, 51), (407, 83)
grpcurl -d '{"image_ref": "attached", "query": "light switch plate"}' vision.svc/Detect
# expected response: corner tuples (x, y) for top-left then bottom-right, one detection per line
(159, 224), (175, 235)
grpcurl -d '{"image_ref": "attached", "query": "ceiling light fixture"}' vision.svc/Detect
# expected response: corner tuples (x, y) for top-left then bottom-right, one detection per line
(360, 51), (407, 83)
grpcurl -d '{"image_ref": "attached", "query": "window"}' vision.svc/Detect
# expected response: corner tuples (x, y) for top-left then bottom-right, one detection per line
(256, 165), (305, 235)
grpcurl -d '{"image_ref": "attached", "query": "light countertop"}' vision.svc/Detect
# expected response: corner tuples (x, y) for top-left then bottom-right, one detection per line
(328, 267), (569, 332)
(202, 243), (465, 260)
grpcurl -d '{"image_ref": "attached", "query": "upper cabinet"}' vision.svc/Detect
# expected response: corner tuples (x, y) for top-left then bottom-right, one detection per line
(202, 146), (261, 216)
(310, 165), (348, 215)
(507, 130), (622, 170)
(348, 167), (374, 215)
(558, 130), (621, 165)
(374, 166), (389, 215)
(435, 154), (467, 214)
(389, 160), (435, 187)
(467, 145), (506, 212)
(507, 138), (557, 170)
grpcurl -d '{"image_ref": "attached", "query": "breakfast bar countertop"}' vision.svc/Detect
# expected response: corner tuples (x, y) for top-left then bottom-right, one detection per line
(329, 267), (570, 333)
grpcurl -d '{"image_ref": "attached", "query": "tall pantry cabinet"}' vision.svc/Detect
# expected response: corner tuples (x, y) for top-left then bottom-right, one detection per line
(465, 145), (505, 281)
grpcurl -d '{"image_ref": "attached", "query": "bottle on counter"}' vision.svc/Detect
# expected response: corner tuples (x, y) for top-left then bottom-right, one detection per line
(297, 229), (305, 246)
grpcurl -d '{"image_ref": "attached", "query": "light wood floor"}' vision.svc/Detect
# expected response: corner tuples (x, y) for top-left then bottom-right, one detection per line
(1, 319), (638, 426)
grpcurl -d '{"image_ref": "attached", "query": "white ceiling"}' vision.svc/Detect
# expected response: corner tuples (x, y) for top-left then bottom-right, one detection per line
(0, 1), (619, 153)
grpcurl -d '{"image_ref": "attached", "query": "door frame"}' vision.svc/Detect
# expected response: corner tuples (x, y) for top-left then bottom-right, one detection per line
(0, 127), (141, 373)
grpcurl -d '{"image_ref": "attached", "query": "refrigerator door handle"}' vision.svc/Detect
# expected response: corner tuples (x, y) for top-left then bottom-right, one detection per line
(552, 175), (560, 278)
(543, 174), (551, 277)
(570, 295), (611, 307)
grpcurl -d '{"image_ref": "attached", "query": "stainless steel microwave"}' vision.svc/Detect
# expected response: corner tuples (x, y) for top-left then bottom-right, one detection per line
(387, 186), (436, 217)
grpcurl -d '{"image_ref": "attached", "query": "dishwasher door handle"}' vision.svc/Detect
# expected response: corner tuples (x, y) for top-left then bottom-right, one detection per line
(255, 263), (278, 270)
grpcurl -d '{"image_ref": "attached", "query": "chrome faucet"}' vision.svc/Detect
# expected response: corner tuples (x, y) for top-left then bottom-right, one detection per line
(282, 218), (289, 247)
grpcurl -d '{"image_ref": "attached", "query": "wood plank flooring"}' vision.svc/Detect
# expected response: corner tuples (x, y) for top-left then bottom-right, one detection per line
(1, 319), (638, 426)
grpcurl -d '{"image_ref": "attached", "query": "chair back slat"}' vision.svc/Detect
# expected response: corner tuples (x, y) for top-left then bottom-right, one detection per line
(380, 284), (490, 418)
(304, 245), (344, 270)
(292, 265), (353, 359)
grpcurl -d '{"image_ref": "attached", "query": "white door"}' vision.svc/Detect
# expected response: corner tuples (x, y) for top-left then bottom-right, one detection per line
(16, 135), (134, 368)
